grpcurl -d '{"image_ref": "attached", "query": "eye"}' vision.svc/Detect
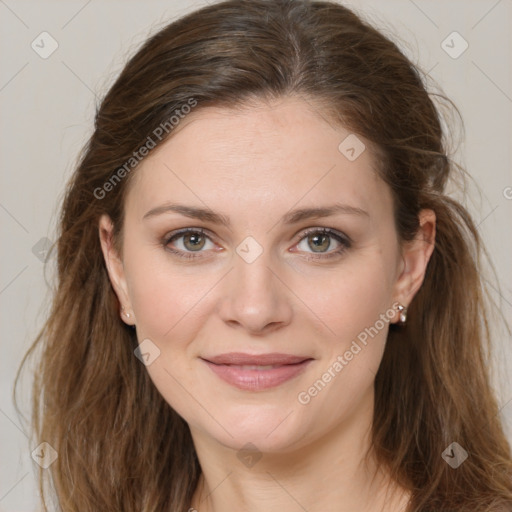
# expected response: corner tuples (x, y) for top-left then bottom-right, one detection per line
(162, 227), (351, 261)
(163, 228), (216, 259)
(293, 227), (351, 260)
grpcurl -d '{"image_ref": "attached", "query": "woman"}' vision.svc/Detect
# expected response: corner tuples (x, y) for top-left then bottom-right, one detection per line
(15, 0), (512, 510)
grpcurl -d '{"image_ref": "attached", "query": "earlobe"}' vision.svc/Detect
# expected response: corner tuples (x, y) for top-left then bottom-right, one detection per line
(98, 214), (135, 325)
(392, 209), (436, 321)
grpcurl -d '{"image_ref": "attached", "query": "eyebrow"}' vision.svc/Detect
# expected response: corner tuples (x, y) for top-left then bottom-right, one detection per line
(142, 202), (369, 226)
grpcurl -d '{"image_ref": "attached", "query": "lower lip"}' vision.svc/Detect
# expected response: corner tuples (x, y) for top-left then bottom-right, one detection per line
(202, 359), (313, 391)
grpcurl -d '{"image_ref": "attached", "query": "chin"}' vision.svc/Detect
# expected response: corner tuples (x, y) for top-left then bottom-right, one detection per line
(197, 401), (314, 454)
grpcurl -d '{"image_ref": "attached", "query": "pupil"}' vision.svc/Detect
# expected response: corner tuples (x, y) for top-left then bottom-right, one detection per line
(310, 234), (329, 252)
(185, 233), (204, 250)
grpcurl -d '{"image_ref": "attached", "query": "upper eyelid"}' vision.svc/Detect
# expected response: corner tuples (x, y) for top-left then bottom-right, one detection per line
(299, 226), (351, 242)
(165, 227), (212, 243)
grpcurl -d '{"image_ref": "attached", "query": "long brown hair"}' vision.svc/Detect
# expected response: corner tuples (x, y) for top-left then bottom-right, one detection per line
(15, 0), (512, 510)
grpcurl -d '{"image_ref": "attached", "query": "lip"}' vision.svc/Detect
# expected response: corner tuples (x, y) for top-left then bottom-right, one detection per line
(201, 352), (314, 391)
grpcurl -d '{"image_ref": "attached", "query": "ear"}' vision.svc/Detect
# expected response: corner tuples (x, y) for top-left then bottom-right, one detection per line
(98, 214), (136, 325)
(391, 209), (436, 323)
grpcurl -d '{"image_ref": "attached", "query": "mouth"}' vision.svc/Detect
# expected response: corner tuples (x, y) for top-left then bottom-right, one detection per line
(200, 353), (314, 391)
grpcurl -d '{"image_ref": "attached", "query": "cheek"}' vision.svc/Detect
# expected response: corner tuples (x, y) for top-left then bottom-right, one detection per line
(293, 265), (393, 431)
(293, 252), (394, 344)
(291, 249), (395, 399)
(124, 246), (215, 341)
(122, 249), (211, 422)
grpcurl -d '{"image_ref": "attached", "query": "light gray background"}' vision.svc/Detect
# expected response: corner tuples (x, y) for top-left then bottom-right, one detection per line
(1, 0), (511, 510)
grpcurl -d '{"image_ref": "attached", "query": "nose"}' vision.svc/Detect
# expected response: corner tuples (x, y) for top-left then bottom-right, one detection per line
(216, 250), (293, 335)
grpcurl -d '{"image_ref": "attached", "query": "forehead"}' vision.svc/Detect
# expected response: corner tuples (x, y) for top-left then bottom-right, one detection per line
(125, 96), (392, 224)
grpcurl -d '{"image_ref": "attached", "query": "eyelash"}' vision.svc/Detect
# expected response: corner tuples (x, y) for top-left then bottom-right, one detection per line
(162, 227), (352, 261)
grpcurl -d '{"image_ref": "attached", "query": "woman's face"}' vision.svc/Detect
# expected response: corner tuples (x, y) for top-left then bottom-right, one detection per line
(100, 96), (432, 455)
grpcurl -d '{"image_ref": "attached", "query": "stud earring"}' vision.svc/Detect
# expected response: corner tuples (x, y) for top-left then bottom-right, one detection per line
(121, 307), (131, 319)
(396, 303), (407, 325)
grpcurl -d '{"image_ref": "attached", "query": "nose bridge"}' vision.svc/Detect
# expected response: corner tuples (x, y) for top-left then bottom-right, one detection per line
(217, 237), (292, 332)
(235, 245), (275, 297)
(233, 239), (279, 307)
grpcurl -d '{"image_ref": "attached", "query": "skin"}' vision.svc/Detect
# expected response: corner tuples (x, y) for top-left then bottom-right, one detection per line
(99, 96), (435, 512)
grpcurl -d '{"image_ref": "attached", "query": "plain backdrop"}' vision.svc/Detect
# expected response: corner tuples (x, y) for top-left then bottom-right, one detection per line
(1, 0), (511, 510)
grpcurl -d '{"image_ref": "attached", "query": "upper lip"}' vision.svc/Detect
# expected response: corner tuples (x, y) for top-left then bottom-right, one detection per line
(202, 352), (312, 366)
